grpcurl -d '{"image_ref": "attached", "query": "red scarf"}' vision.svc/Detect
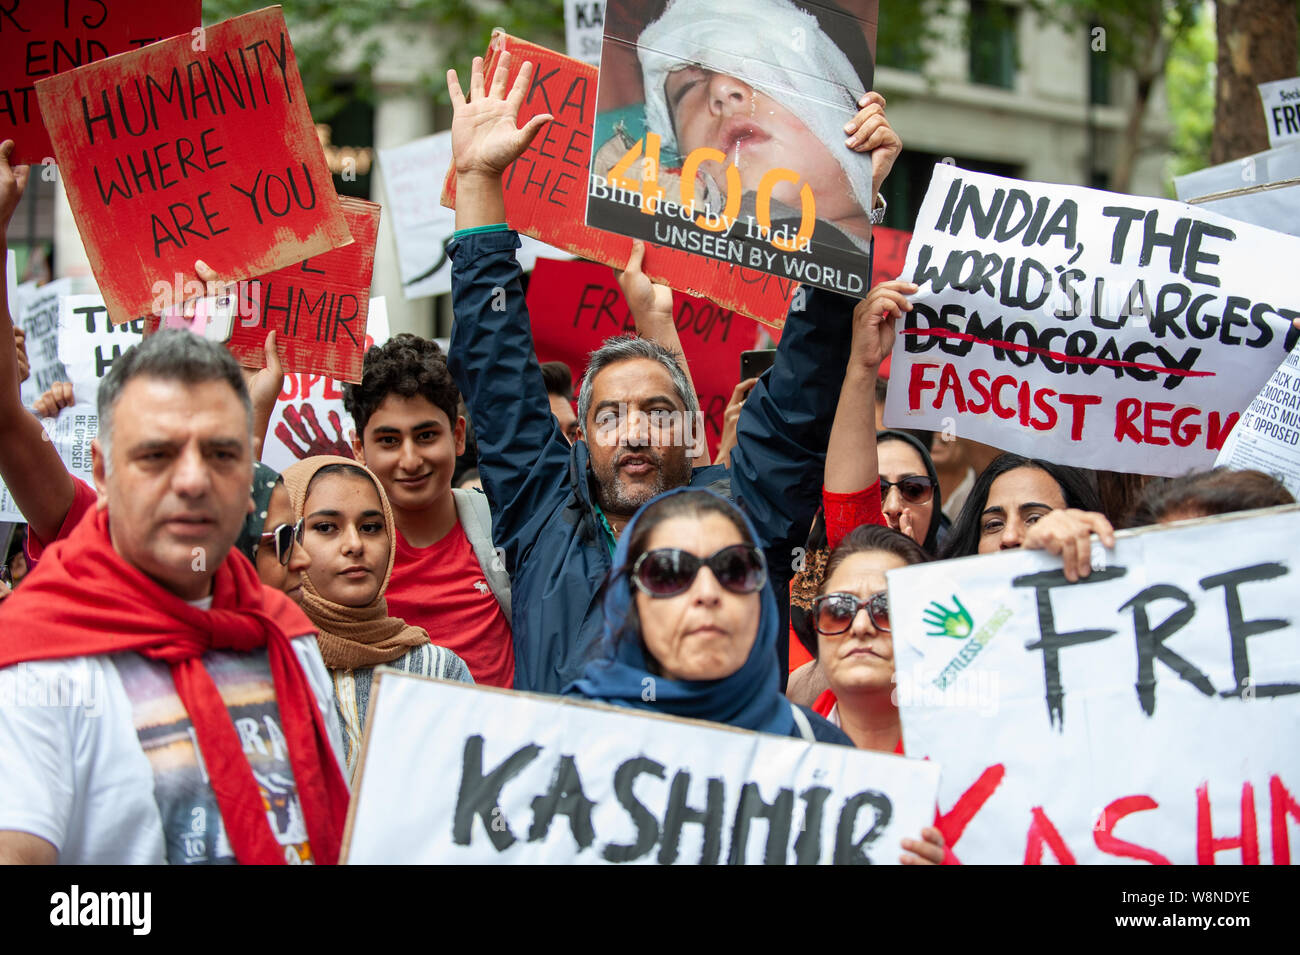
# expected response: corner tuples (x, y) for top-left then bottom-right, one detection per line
(0, 508), (350, 865)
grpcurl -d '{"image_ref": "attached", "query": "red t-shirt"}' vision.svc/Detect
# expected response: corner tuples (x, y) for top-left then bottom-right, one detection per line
(25, 475), (98, 563)
(384, 522), (515, 688)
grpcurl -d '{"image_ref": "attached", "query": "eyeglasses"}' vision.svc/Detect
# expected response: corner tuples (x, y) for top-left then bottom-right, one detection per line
(880, 475), (935, 506)
(813, 591), (891, 635)
(631, 544), (767, 598)
(258, 519), (304, 566)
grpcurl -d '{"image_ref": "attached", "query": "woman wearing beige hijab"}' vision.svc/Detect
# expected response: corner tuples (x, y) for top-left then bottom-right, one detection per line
(283, 456), (473, 782)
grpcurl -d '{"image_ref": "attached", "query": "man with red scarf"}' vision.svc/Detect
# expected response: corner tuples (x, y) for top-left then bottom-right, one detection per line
(0, 252), (349, 861)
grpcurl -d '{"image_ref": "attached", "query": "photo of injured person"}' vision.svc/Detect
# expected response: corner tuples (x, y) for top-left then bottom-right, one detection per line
(587, 0), (880, 295)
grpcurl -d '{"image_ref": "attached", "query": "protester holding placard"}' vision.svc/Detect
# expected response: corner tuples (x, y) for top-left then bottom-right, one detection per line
(446, 52), (863, 692)
(0, 331), (349, 864)
(341, 335), (515, 688)
(282, 456), (474, 783)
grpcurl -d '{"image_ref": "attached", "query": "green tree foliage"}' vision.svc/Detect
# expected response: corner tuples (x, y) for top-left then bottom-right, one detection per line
(1165, 5), (1215, 185)
(202, 0), (565, 115)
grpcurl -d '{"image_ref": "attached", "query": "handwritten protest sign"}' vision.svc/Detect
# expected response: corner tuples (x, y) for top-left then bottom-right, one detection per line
(565, 0), (605, 66)
(225, 195), (380, 384)
(58, 293), (143, 401)
(587, 0), (879, 296)
(36, 7), (350, 324)
(379, 131), (566, 299)
(15, 277), (72, 406)
(1174, 142), (1300, 202)
(1259, 77), (1300, 149)
(441, 33), (800, 328)
(1215, 347), (1300, 496)
(343, 671), (941, 864)
(0, 291), (140, 521)
(883, 164), (1300, 477)
(261, 297), (390, 472)
(0, 0), (202, 166)
(890, 505), (1300, 865)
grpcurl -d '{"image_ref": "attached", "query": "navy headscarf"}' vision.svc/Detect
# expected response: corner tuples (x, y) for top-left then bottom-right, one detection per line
(565, 487), (796, 737)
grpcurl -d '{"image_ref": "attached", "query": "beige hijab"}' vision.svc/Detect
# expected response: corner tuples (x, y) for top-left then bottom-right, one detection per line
(282, 455), (428, 671)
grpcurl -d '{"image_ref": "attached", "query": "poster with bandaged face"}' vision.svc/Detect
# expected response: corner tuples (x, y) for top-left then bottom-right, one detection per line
(587, 0), (879, 297)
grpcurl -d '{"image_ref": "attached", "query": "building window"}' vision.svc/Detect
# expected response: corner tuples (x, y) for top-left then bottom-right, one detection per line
(969, 0), (1017, 90)
(1089, 30), (1112, 105)
(881, 150), (1021, 231)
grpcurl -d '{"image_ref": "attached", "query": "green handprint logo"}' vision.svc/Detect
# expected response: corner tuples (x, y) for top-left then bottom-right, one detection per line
(923, 596), (974, 639)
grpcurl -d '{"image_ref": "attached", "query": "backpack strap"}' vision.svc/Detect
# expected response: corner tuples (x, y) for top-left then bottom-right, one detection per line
(452, 487), (513, 622)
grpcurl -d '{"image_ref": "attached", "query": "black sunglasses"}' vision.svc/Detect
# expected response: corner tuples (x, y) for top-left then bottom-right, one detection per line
(258, 519), (304, 566)
(813, 591), (891, 635)
(880, 475), (935, 505)
(631, 544), (767, 598)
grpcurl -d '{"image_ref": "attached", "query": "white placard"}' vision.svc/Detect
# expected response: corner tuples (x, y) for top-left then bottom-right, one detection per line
(1215, 346), (1300, 495)
(1259, 77), (1300, 149)
(4, 249), (14, 318)
(344, 672), (942, 865)
(891, 505), (1300, 865)
(565, 0), (605, 66)
(377, 132), (568, 300)
(57, 294), (144, 405)
(260, 297), (390, 473)
(1188, 178), (1300, 238)
(15, 278), (72, 407)
(883, 164), (1299, 477)
(1175, 141), (1300, 201)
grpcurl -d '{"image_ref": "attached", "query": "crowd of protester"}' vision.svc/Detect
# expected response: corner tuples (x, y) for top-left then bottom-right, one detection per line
(0, 50), (1295, 866)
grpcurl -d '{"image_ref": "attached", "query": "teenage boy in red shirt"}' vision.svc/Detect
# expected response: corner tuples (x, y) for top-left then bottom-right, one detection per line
(343, 334), (514, 687)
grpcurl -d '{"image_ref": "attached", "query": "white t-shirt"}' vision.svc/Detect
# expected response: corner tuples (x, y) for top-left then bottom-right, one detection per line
(0, 635), (345, 864)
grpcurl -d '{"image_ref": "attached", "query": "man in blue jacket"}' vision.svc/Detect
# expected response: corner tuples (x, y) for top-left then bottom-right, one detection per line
(444, 53), (900, 694)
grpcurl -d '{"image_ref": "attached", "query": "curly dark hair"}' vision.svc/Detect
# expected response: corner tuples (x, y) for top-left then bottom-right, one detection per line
(342, 333), (461, 435)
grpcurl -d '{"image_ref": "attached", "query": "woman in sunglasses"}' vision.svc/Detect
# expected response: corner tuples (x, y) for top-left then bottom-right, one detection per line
(241, 464), (313, 604)
(283, 456), (473, 783)
(569, 486), (946, 863)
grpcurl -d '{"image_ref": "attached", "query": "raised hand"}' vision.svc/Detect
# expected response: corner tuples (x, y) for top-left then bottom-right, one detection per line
(447, 52), (553, 180)
(714, 377), (758, 468)
(0, 140), (30, 232)
(843, 92), (902, 200)
(1022, 508), (1115, 583)
(923, 597), (974, 640)
(616, 240), (673, 325)
(276, 403), (353, 460)
(33, 381), (75, 418)
(850, 280), (916, 372)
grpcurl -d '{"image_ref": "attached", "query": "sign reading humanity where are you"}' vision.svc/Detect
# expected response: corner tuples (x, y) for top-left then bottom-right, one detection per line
(344, 673), (941, 864)
(586, 0), (880, 296)
(884, 164), (1300, 477)
(35, 6), (350, 324)
(890, 506), (1300, 865)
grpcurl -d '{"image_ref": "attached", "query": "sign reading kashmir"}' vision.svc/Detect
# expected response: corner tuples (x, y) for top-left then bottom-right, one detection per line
(226, 195), (380, 384)
(890, 506), (1300, 865)
(344, 672), (942, 864)
(35, 7), (350, 324)
(587, 0), (880, 296)
(0, 0), (202, 166)
(441, 33), (799, 328)
(884, 164), (1300, 477)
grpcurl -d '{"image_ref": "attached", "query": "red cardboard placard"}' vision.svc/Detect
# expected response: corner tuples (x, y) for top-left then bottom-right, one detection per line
(36, 6), (351, 324)
(443, 32), (800, 329)
(226, 195), (380, 384)
(0, 0), (202, 166)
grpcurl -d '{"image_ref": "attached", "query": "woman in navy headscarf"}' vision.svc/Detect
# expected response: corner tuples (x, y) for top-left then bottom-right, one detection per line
(567, 487), (846, 741)
(566, 487), (946, 863)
